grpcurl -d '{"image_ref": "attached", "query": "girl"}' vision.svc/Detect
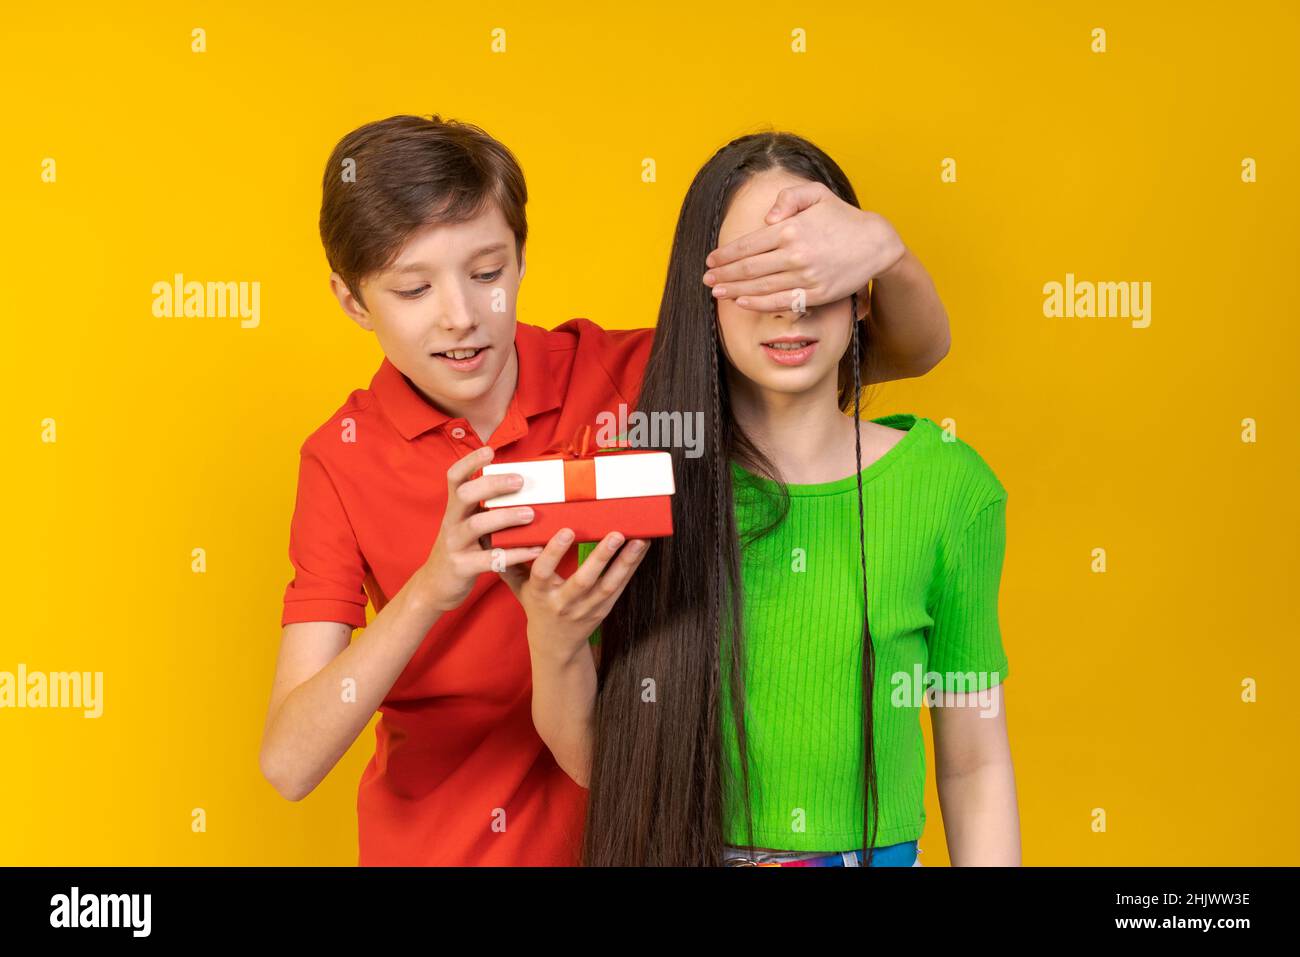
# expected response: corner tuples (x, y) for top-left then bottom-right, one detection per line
(519, 131), (1020, 867)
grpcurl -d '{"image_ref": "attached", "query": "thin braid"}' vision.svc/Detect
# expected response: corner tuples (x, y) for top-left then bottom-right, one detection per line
(707, 164), (756, 857)
(851, 293), (881, 868)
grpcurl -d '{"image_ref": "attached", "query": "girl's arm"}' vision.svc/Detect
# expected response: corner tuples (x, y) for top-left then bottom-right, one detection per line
(499, 530), (648, 787)
(930, 683), (1022, 865)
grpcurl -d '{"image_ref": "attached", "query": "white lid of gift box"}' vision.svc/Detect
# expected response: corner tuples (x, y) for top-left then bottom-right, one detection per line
(481, 451), (675, 507)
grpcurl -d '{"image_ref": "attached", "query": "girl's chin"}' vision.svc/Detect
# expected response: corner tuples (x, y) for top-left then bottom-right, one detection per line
(734, 362), (839, 396)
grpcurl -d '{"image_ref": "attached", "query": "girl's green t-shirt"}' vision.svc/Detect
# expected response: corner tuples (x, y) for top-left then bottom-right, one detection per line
(583, 412), (1010, 852)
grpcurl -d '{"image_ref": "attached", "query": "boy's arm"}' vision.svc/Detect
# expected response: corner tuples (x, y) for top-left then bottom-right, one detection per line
(500, 532), (648, 789)
(526, 631), (599, 789)
(262, 446), (543, 800)
(261, 585), (444, 801)
(702, 181), (951, 383)
(863, 245), (952, 382)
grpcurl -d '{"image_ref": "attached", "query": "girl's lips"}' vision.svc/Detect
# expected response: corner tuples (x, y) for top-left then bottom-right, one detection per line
(433, 346), (489, 372)
(760, 340), (818, 366)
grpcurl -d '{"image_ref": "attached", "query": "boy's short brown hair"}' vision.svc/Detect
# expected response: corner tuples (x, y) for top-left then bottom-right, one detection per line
(320, 114), (528, 306)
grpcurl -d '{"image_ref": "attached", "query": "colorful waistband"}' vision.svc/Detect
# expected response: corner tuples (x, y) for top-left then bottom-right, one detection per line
(726, 841), (918, 867)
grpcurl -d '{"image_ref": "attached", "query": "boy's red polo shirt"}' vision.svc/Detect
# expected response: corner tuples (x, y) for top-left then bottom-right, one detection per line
(280, 318), (652, 866)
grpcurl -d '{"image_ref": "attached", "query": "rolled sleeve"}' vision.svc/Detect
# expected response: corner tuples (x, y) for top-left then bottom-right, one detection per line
(281, 447), (370, 629)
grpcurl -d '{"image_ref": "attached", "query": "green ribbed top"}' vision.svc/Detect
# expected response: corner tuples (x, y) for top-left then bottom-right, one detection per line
(583, 413), (1009, 852)
(720, 413), (1009, 850)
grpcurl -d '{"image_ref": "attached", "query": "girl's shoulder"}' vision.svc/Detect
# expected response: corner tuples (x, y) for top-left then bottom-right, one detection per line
(855, 415), (911, 459)
(869, 413), (1007, 520)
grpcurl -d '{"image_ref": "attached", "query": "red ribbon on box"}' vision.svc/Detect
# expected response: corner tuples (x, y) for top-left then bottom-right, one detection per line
(480, 424), (673, 550)
(556, 425), (614, 501)
(526, 424), (636, 502)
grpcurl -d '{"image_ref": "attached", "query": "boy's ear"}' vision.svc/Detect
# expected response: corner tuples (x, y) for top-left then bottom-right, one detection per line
(330, 272), (374, 331)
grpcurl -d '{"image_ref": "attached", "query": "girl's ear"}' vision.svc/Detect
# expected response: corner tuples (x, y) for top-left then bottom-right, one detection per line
(853, 286), (872, 322)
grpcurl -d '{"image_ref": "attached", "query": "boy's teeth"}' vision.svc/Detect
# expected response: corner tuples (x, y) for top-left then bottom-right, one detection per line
(443, 348), (479, 359)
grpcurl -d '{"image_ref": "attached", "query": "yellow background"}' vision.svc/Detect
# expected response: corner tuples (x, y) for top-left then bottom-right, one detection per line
(3, 1), (1297, 865)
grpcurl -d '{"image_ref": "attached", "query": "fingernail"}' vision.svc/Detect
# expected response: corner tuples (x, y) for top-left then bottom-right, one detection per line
(629, 540), (645, 554)
(736, 297), (749, 307)
(510, 474), (524, 486)
(608, 534), (625, 550)
(518, 508), (534, 520)
(713, 286), (727, 297)
(703, 272), (715, 285)
(558, 528), (574, 543)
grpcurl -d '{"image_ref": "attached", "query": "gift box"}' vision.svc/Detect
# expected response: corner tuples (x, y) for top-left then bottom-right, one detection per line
(479, 432), (675, 549)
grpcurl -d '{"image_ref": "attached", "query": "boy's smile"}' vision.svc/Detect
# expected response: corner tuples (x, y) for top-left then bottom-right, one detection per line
(431, 347), (490, 371)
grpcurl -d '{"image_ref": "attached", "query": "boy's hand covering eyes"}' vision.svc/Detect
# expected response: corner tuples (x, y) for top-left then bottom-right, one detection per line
(499, 526), (649, 662)
(702, 181), (906, 315)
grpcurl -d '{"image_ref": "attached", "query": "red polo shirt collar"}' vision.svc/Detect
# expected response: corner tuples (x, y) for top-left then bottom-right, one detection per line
(369, 321), (564, 441)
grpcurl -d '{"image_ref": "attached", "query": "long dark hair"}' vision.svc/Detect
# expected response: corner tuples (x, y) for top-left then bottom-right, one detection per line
(582, 131), (881, 866)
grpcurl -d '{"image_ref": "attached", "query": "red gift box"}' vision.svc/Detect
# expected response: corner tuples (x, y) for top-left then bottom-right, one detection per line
(479, 429), (675, 549)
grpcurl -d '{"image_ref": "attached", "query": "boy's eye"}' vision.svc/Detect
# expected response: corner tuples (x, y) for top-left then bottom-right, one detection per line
(394, 269), (500, 298)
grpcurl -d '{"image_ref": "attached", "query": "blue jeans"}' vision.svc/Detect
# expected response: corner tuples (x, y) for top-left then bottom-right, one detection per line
(723, 840), (921, 867)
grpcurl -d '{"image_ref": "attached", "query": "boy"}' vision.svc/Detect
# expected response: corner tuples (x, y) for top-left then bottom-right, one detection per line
(259, 114), (952, 865)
